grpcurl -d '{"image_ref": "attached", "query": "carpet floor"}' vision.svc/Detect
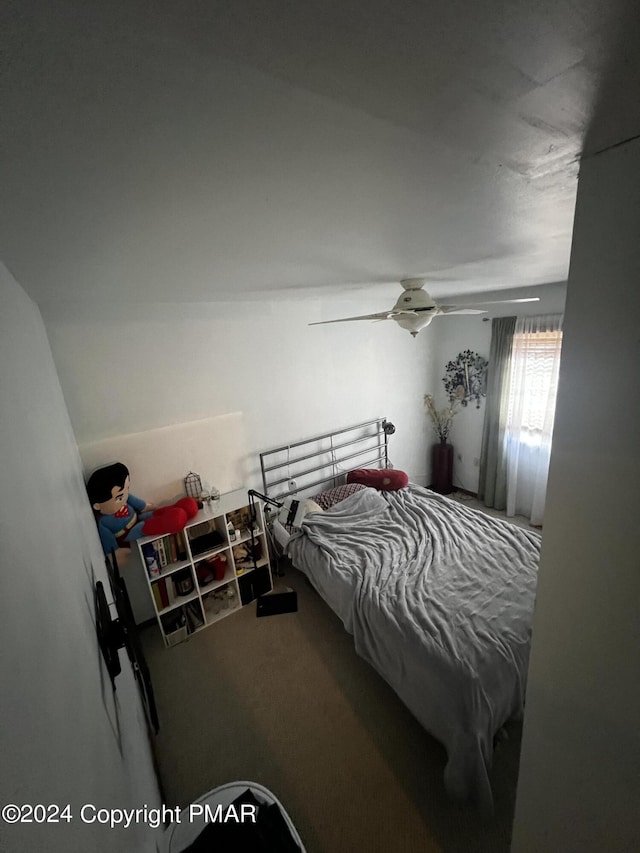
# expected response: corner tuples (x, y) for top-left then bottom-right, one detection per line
(141, 544), (525, 852)
(448, 491), (535, 531)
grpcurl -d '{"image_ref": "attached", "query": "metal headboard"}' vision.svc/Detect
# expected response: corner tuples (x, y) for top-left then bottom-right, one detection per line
(260, 417), (394, 501)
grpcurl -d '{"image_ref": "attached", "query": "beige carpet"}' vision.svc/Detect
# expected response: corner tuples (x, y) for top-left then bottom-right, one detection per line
(448, 491), (536, 531)
(141, 558), (523, 853)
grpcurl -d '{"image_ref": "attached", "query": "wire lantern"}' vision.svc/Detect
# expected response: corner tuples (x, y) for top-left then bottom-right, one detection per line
(184, 471), (203, 499)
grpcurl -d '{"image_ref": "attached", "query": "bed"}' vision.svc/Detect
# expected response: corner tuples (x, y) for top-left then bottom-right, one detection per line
(260, 420), (541, 811)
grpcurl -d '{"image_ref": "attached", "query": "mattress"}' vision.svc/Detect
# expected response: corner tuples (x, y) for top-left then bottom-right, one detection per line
(285, 484), (541, 811)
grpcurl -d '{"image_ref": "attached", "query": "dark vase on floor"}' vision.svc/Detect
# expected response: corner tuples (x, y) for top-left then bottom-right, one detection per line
(432, 440), (454, 494)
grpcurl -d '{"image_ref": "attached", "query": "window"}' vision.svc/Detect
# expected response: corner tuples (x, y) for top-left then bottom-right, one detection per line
(506, 328), (563, 447)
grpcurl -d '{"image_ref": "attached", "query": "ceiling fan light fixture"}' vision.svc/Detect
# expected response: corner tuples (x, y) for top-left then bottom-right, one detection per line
(393, 313), (434, 336)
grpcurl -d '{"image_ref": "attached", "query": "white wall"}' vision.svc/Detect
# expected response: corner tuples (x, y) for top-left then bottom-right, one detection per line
(511, 139), (640, 850)
(430, 316), (490, 492)
(0, 264), (161, 852)
(42, 298), (437, 489)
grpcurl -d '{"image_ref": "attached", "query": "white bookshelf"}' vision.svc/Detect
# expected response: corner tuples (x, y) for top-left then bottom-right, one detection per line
(136, 489), (273, 647)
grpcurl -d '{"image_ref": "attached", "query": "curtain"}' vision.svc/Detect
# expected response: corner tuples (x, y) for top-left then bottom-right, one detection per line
(504, 314), (563, 526)
(477, 316), (516, 509)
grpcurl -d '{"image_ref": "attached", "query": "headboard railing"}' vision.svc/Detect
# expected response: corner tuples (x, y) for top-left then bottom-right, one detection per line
(260, 417), (392, 500)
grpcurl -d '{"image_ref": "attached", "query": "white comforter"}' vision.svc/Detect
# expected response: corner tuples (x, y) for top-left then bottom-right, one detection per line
(286, 484), (541, 810)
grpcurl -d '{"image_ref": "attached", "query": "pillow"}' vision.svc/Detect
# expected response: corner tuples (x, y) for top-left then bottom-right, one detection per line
(311, 482), (367, 510)
(347, 468), (409, 491)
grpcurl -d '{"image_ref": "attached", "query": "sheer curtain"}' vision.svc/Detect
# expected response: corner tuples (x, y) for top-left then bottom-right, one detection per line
(504, 314), (563, 526)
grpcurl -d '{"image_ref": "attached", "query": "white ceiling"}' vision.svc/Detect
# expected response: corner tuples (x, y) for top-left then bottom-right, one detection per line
(0, 0), (634, 306)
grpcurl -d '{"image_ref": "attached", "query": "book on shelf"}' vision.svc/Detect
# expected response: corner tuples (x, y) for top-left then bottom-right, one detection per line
(141, 542), (160, 578)
(166, 576), (176, 605)
(174, 531), (188, 561)
(156, 578), (170, 609)
(153, 539), (167, 568)
(167, 535), (177, 564)
(151, 584), (163, 611)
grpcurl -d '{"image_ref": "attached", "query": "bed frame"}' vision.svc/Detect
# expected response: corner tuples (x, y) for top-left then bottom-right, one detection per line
(260, 418), (394, 501)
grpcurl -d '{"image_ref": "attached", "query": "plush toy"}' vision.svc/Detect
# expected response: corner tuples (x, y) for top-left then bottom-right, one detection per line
(87, 462), (198, 555)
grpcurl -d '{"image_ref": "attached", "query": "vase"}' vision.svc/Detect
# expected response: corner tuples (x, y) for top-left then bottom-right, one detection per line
(432, 441), (454, 495)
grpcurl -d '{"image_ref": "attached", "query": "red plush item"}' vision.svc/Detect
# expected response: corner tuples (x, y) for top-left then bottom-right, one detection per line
(196, 554), (228, 585)
(196, 561), (215, 587)
(171, 497), (199, 520)
(141, 497), (199, 536)
(210, 554), (228, 581)
(347, 469), (409, 491)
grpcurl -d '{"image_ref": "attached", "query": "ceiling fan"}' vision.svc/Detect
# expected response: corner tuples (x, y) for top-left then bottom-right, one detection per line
(309, 278), (540, 337)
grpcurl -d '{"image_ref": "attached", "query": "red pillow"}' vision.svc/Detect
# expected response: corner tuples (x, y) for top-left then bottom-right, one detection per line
(347, 469), (409, 491)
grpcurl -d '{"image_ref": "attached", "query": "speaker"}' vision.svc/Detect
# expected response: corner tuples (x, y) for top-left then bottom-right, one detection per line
(256, 589), (298, 617)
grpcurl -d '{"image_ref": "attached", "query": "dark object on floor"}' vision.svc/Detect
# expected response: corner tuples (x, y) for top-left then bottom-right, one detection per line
(256, 589), (298, 617)
(183, 788), (301, 852)
(432, 441), (454, 494)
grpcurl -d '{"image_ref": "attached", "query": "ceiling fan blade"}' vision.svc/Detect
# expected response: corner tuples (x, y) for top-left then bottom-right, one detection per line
(442, 296), (540, 309)
(309, 311), (392, 326)
(438, 308), (487, 315)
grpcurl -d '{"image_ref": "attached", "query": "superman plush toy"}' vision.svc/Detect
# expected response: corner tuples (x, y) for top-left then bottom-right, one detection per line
(87, 462), (198, 555)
